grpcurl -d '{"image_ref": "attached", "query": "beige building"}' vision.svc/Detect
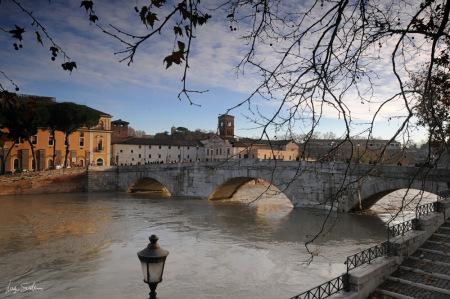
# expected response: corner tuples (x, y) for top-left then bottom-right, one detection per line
(231, 139), (299, 161)
(1, 114), (112, 173)
(112, 137), (204, 165)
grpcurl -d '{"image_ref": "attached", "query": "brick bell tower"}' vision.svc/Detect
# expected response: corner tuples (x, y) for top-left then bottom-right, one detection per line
(218, 114), (235, 140)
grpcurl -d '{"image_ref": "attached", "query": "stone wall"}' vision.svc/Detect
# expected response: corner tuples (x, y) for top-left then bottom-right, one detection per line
(0, 168), (87, 196)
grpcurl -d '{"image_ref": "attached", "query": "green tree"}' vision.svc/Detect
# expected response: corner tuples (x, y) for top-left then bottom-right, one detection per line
(54, 102), (100, 168)
(22, 99), (50, 171)
(0, 92), (31, 173)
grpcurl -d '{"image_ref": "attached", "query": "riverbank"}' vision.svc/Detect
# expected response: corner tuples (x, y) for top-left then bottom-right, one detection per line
(0, 168), (87, 196)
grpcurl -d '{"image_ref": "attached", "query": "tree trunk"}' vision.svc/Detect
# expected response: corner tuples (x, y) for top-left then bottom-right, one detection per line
(1, 143), (15, 174)
(51, 128), (56, 169)
(27, 138), (37, 171)
(64, 133), (70, 168)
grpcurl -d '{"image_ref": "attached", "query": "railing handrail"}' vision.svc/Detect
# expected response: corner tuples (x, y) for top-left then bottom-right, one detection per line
(416, 201), (440, 219)
(289, 274), (347, 299)
(387, 218), (418, 239)
(345, 241), (390, 272)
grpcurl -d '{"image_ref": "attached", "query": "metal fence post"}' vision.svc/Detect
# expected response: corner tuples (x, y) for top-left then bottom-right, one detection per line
(343, 273), (350, 292)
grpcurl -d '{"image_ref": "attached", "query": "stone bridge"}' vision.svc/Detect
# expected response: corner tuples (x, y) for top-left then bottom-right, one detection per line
(87, 160), (450, 212)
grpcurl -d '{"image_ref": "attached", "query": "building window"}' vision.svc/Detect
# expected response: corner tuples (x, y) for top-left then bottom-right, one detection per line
(97, 139), (103, 151)
(79, 132), (84, 147)
(79, 159), (84, 167)
(227, 148), (230, 155)
(132, 158), (135, 161)
(149, 145), (151, 149)
(48, 135), (54, 146)
(216, 149), (219, 155)
(178, 146), (180, 149)
(31, 135), (37, 145)
(158, 154), (161, 159)
(96, 158), (104, 166)
(131, 149), (133, 153)
(159, 146), (161, 149)
(139, 145), (141, 149)
(149, 154), (151, 158)
(168, 146), (171, 149)
(13, 158), (20, 170)
(187, 146), (190, 150)
(139, 154), (141, 158)
(219, 148), (222, 155)
(120, 149), (123, 153)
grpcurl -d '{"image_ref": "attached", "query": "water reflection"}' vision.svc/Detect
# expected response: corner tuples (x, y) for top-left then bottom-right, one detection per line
(0, 192), (388, 299)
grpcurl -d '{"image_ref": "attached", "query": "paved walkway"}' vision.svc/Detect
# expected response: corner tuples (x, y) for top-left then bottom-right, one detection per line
(372, 218), (450, 298)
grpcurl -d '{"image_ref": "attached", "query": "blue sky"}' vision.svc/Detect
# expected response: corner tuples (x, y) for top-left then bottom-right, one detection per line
(0, 0), (428, 142)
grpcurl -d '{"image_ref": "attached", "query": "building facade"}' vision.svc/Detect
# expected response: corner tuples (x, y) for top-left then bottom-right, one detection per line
(231, 139), (299, 161)
(299, 138), (403, 163)
(112, 138), (204, 166)
(201, 135), (233, 161)
(1, 115), (112, 172)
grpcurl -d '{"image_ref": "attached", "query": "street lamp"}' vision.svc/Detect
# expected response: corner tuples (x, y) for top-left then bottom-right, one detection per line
(137, 235), (169, 299)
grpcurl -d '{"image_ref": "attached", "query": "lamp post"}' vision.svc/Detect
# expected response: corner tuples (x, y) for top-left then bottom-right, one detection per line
(137, 235), (169, 299)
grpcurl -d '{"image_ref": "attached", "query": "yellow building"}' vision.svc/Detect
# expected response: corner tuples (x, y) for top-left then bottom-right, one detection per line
(2, 114), (112, 172)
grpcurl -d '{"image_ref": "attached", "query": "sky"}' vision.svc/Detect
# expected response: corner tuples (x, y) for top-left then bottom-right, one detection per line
(0, 0), (429, 142)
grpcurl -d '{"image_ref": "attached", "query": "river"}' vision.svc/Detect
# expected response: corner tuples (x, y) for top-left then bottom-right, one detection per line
(0, 185), (436, 299)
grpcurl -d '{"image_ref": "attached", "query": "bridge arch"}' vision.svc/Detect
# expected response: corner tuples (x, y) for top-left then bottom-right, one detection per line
(352, 179), (444, 211)
(208, 176), (292, 204)
(128, 177), (171, 197)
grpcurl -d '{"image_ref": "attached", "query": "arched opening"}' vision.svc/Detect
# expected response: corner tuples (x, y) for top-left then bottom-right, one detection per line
(356, 188), (439, 218)
(209, 177), (293, 206)
(128, 177), (171, 197)
(79, 159), (84, 167)
(96, 158), (103, 166)
(13, 158), (20, 170)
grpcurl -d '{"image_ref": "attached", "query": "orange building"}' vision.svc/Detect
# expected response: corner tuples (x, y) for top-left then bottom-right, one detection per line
(1, 114), (112, 173)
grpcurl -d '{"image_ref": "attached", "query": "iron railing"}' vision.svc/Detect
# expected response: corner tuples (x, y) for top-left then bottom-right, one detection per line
(438, 190), (450, 200)
(290, 274), (348, 299)
(291, 195), (447, 298)
(388, 218), (418, 239)
(416, 201), (440, 219)
(345, 241), (390, 272)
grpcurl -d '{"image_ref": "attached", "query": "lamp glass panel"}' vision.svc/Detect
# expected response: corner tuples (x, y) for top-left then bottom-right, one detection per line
(140, 261), (165, 283)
